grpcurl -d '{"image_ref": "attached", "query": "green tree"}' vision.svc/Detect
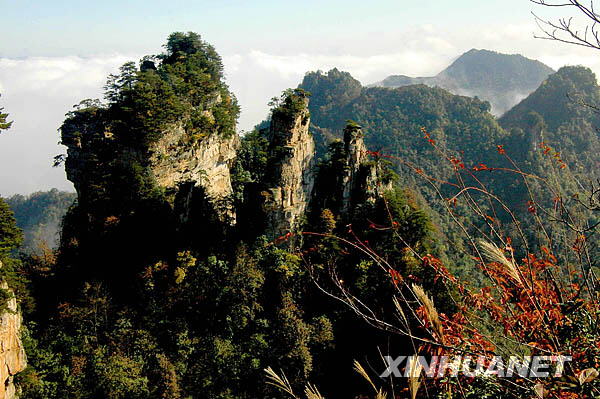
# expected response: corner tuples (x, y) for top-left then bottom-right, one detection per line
(0, 199), (23, 258)
(6, 189), (76, 252)
(161, 31), (224, 79)
(104, 61), (139, 103)
(0, 95), (12, 132)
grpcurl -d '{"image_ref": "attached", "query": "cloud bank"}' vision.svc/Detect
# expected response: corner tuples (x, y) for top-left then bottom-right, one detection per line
(0, 55), (133, 196)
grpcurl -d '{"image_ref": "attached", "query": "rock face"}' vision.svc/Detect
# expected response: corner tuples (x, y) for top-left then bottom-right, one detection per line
(0, 261), (26, 399)
(62, 116), (239, 225)
(149, 124), (240, 224)
(341, 124), (369, 212)
(262, 94), (315, 242)
(340, 123), (391, 214)
(256, 101), (391, 242)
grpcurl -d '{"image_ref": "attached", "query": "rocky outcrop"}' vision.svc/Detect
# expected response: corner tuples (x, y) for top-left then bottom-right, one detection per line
(149, 124), (239, 224)
(344, 124), (392, 210)
(62, 111), (239, 225)
(0, 261), (26, 399)
(261, 92), (315, 242)
(323, 122), (392, 216)
(341, 123), (369, 212)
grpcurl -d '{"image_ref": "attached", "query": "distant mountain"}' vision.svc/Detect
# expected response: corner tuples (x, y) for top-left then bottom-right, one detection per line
(500, 65), (600, 130)
(372, 49), (555, 115)
(500, 65), (600, 178)
(5, 189), (75, 252)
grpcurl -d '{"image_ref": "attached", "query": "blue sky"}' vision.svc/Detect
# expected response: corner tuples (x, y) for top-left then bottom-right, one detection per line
(0, 0), (595, 195)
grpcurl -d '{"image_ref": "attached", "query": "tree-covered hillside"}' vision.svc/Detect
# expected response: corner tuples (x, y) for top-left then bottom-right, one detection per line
(499, 65), (600, 261)
(301, 69), (517, 275)
(498, 65), (600, 208)
(500, 65), (600, 166)
(302, 68), (506, 163)
(302, 69), (507, 192)
(5, 190), (76, 252)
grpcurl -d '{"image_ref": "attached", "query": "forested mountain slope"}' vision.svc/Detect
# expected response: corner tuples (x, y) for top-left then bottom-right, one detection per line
(500, 65), (600, 175)
(5, 189), (76, 252)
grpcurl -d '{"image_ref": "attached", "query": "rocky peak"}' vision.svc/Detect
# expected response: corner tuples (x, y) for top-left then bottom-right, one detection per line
(61, 102), (239, 226)
(309, 120), (392, 223)
(261, 91), (315, 242)
(340, 122), (389, 213)
(341, 123), (368, 210)
(343, 122), (368, 166)
(61, 35), (240, 232)
(0, 261), (26, 399)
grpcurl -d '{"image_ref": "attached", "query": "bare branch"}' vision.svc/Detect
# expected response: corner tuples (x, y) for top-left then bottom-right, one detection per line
(531, 0), (600, 49)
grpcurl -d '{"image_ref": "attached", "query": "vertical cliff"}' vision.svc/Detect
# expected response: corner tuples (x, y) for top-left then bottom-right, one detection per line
(341, 122), (369, 213)
(342, 123), (392, 213)
(148, 123), (240, 224)
(62, 116), (239, 226)
(0, 261), (26, 399)
(311, 121), (392, 220)
(261, 91), (315, 241)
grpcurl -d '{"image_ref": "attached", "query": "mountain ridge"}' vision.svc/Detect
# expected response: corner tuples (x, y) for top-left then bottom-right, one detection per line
(372, 48), (555, 115)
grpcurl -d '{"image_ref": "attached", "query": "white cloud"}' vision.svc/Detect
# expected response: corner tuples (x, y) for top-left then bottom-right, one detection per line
(0, 55), (136, 196)
(0, 55), (135, 96)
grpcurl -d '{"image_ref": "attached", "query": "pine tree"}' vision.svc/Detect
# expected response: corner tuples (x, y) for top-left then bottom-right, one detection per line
(0, 199), (22, 258)
(0, 95), (12, 132)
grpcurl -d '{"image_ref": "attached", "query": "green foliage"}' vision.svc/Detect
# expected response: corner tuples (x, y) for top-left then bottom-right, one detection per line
(162, 31), (224, 80)
(0, 198), (31, 324)
(318, 209), (336, 234)
(0, 198), (23, 258)
(232, 130), (269, 192)
(270, 88), (311, 124)
(0, 288), (13, 314)
(62, 31), (238, 151)
(498, 65), (600, 261)
(311, 139), (348, 212)
(0, 94), (12, 132)
(300, 68), (362, 125)
(21, 224), (333, 399)
(15, 323), (70, 399)
(5, 189), (76, 252)
(501, 66), (600, 131)
(500, 66), (600, 179)
(302, 77), (505, 164)
(91, 347), (149, 399)
(104, 62), (139, 103)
